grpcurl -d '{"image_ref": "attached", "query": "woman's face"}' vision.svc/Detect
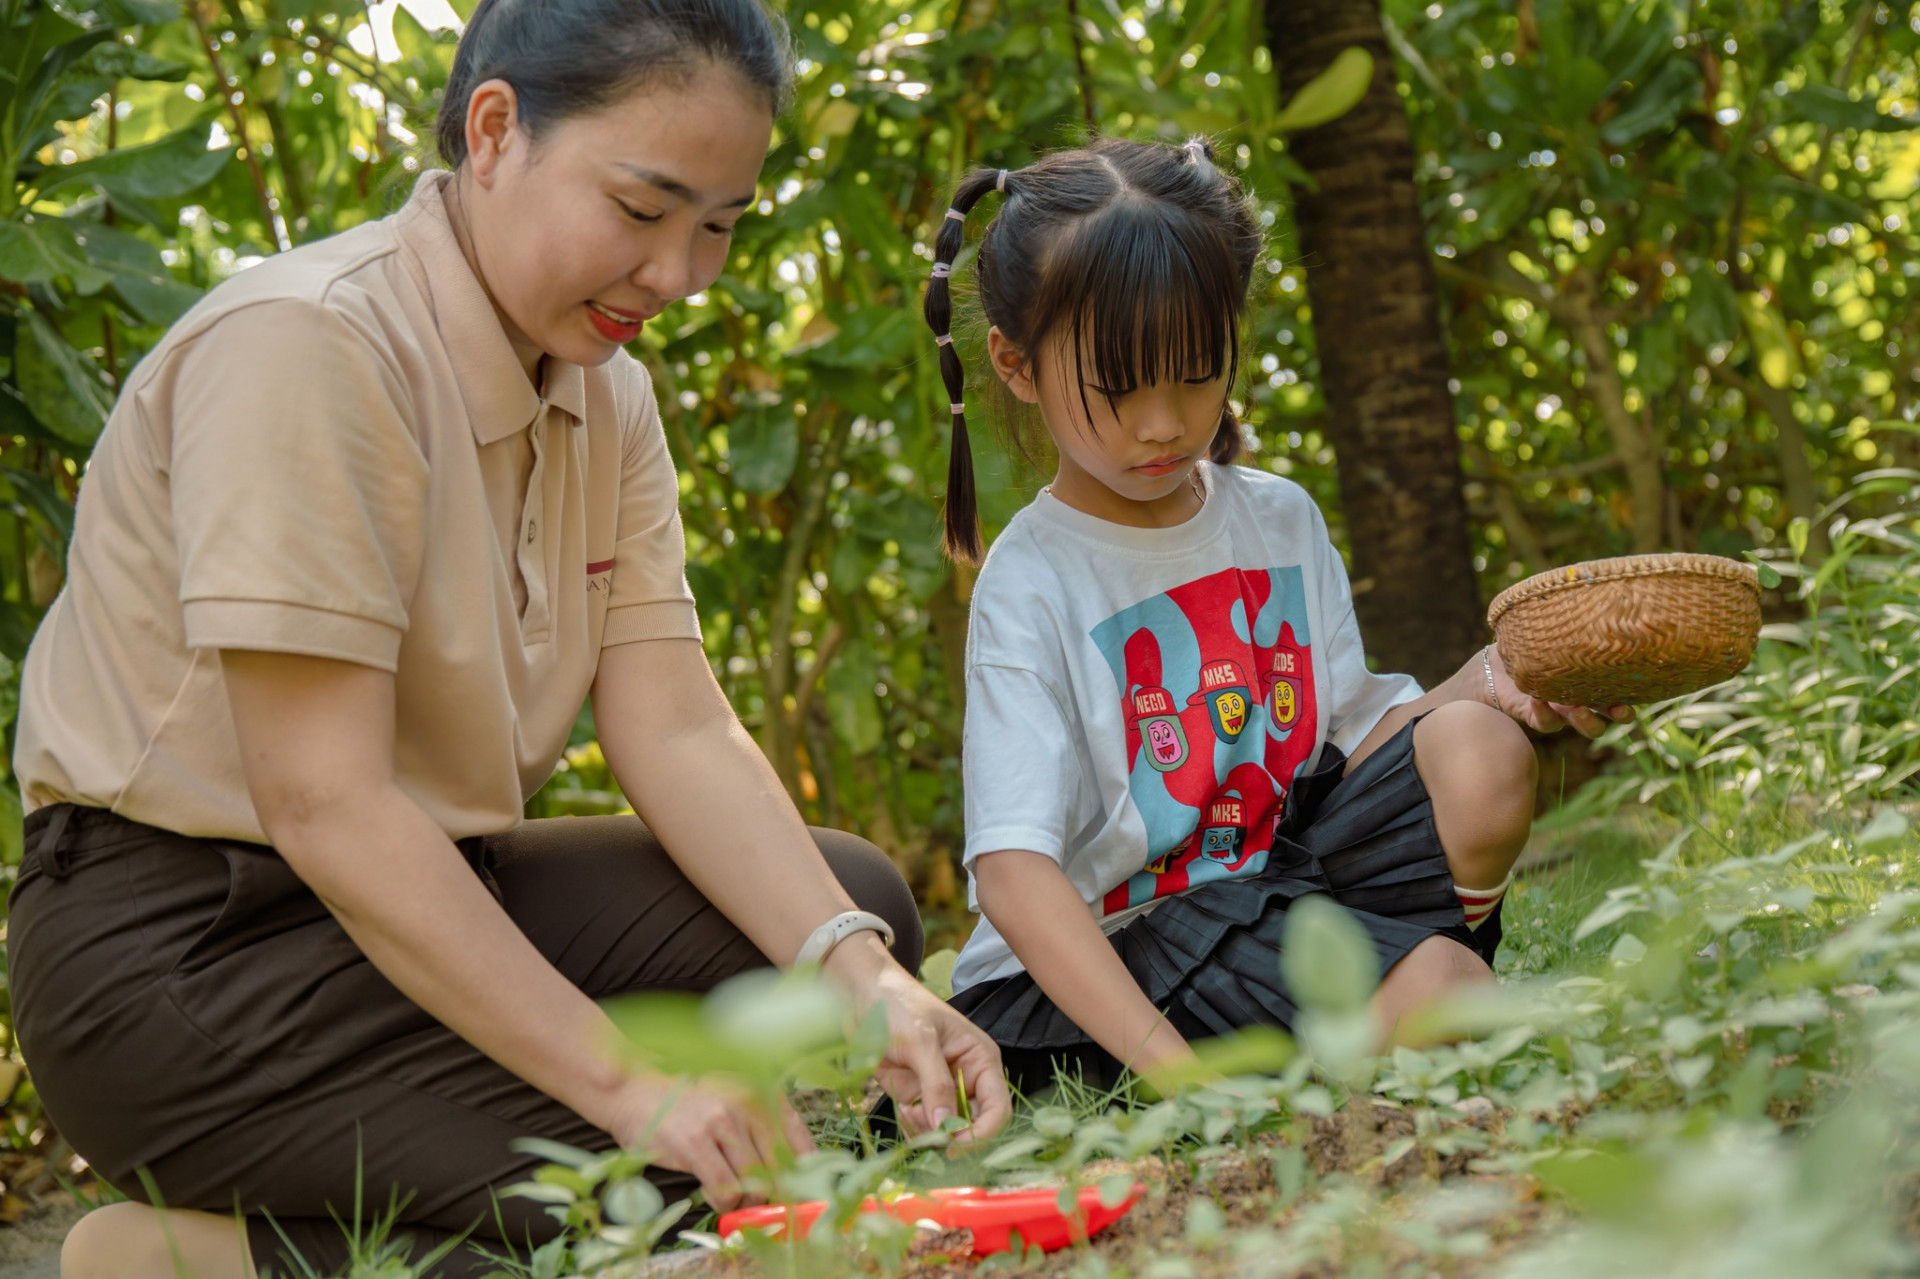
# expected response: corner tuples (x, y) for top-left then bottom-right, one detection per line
(459, 66), (774, 369)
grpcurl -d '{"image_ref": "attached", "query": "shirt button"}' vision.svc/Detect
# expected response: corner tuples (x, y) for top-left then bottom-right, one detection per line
(526, 522), (537, 544)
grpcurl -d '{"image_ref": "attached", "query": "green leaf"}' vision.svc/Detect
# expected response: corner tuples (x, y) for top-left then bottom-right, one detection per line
(1683, 270), (1740, 347)
(1856, 809), (1910, 852)
(1599, 59), (1701, 145)
(82, 223), (201, 325)
(601, 1177), (666, 1228)
(4, 467), (75, 566)
(0, 220), (113, 294)
(15, 310), (111, 446)
(918, 947), (958, 1000)
(1739, 293), (1799, 389)
(1281, 896), (1377, 1014)
(797, 305), (919, 370)
(1778, 85), (1920, 133)
(1742, 552), (1782, 590)
(826, 646), (884, 755)
(1272, 46), (1374, 133)
(38, 120), (233, 202)
(725, 410), (798, 496)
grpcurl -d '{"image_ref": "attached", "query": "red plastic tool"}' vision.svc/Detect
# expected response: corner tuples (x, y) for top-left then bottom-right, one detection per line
(717, 1183), (1146, 1255)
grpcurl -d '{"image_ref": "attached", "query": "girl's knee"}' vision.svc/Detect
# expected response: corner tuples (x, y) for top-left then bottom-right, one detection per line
(1373, 936), (1493, 1045)
(1414, 701), (1537, 828)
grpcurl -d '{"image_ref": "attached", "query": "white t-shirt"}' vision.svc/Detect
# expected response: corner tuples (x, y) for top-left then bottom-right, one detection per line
(953, 463), (1423, 991)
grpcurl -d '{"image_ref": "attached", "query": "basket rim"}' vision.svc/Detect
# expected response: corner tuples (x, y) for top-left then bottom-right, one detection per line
(1486, 553), (1762, 630)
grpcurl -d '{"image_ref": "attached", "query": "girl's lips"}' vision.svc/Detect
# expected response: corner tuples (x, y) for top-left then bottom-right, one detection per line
(1133, 455), (1188, 477)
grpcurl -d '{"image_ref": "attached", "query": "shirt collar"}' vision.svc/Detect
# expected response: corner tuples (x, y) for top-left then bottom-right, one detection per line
(394, 169), (587, 443)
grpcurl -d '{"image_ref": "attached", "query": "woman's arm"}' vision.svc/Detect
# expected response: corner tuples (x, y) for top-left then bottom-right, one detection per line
(222, 649), (807, 1207)
(972, 849), (1193, 1076)
(1348, 643), (1633, 768)
(591, 638), (1011, 1139)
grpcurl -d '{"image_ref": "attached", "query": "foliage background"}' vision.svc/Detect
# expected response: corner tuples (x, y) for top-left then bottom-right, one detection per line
(3, 0), (1917, 1160)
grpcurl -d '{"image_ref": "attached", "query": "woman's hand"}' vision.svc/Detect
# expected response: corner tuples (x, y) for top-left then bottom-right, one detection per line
(825, 937), (1011, 1142)
(605, 1072), (814, 1211)
(1484, 644), (1634, 739)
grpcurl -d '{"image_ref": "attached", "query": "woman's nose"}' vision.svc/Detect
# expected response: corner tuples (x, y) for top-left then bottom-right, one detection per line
(631, 237), (698, 302)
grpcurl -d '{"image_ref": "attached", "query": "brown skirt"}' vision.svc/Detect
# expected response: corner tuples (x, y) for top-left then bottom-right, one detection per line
(7, 806), (921, 1278)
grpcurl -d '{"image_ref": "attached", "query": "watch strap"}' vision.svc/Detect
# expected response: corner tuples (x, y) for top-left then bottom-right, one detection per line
(795, 910), (896, 967)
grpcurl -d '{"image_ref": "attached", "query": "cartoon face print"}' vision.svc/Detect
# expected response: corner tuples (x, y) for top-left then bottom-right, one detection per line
(1144, 848), (1178, 875)
(1194, 658), (1253, 743)
(1214, 690), (1248, 737)
(1200, 823), (1244, 863)
(1270, 676), (1301, 727)
(1140, 714), (1188, 771)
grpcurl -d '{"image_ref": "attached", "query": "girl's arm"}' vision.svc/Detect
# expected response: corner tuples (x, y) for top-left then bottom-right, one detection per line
(591, 637), (1011, 1140)
(973, 848), (1194, 1076)
(1348, 643), (1632, 767)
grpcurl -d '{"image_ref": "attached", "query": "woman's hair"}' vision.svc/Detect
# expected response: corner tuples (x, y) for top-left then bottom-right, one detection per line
(435, 0), (794, 167)
(925, 136), (1264, 562)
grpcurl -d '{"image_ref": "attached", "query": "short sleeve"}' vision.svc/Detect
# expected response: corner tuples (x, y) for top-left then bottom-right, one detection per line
(169, 300), (428, 671)
(601, 364), (699, 646)
(962, 663), (1084, 868)
(1313, 517), (1422, 754)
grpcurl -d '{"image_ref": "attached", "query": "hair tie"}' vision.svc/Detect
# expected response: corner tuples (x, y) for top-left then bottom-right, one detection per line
(944, 208), (965, 222)
(1183, 138), (1207, 162)
(931, 262), (952, 279)
(935, 333), (953, 346)
(996, 168), (1008, 192)
(949, 402), (966, 415)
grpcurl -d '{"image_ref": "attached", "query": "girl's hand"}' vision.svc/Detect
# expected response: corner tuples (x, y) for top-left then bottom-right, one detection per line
(605, 1071), (813, 1211)
(831, 946), (1012, 1143)
(1483, 644), (1634, 740)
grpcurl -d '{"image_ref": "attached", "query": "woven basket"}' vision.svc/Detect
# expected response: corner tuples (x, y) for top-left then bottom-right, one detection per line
(1486, 553), (1763, 706)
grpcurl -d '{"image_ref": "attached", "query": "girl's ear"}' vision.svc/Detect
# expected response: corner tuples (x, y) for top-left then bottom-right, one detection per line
(987, 326), (1039, 404)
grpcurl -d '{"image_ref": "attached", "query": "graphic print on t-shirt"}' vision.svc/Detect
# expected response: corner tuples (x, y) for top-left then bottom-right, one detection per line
(1089, 566), (1320, 916)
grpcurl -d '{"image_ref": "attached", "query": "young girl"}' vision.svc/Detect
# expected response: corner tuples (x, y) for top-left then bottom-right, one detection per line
(924, 137), (1628, 1092)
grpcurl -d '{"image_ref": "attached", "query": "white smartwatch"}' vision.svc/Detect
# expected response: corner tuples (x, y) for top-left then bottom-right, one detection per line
(795, 910), (896, 967)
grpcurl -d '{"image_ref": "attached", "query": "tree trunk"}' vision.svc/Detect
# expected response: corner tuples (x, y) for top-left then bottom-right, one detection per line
(1267, 0), (1485, 689)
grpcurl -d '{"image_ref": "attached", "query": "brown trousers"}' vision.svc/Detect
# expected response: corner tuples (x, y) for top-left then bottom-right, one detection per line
(8, 805), (922, 1278)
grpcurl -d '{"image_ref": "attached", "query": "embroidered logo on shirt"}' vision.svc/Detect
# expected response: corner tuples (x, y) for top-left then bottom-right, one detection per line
(1090, 565), (1321, 915)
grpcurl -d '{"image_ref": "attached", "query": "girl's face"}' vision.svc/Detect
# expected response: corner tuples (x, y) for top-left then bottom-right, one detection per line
(990, 326), (1231, 527)
(454, 66), (774, 373)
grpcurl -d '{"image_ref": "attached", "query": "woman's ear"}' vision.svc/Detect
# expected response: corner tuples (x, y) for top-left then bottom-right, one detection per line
(464, 79), (522, 187)
(987, 326), (1040, 405)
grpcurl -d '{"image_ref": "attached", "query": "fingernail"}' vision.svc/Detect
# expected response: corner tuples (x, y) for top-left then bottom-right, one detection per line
(932, 1107), (955, 1126)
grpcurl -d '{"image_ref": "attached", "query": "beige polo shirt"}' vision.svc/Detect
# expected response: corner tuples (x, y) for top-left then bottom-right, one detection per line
(15, 169), (700, 843)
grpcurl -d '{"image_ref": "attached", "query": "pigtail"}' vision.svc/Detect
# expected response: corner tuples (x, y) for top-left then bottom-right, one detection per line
(1210, 404), (1244, 466)
(925, 166), (1012, 564)
(1184, 134), (1248, 472)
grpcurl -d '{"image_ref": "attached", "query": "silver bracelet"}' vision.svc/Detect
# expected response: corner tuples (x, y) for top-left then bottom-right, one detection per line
(1482, 645), (1499, 707)
(794, 910), (896, 968)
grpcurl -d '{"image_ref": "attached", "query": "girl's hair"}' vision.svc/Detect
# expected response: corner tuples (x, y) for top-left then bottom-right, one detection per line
(435, 0), (794, 167)
(925, 136), (1263, 562)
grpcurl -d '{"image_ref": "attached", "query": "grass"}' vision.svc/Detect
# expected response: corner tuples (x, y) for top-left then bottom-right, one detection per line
(31, 503), (1920, 1277)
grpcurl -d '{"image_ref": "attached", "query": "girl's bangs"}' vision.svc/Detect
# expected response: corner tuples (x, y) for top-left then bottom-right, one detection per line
(1041, 204), (1244, 409)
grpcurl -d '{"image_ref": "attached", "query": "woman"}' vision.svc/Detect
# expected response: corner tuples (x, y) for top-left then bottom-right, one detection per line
(9, 2), (1008, 1275)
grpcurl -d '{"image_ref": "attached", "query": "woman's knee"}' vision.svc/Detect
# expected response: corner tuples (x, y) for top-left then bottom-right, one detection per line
(809, 828), (924, 974)
(63, 1203), (254, 1279)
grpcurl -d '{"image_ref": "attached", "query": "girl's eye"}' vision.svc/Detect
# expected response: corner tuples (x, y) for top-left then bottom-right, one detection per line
(619, 203), (663, 225)
(705, 222), (738, 237)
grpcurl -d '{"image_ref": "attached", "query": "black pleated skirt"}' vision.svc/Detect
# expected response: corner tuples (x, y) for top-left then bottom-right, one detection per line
(950, 718), (1502, 1095)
